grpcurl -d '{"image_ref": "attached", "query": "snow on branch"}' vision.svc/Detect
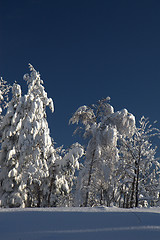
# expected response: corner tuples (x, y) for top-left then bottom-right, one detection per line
(23, 64), (54, 113)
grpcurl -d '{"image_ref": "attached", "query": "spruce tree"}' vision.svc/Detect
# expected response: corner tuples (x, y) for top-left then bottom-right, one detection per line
(0, 83), (24, 207)
(0, 65), (55, 207)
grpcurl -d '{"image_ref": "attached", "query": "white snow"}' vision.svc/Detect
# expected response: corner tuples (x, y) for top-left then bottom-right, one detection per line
(0, 207), (160, 240)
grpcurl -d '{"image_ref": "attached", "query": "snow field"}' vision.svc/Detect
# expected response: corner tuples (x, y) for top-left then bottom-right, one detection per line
(0, 207), (160, 240)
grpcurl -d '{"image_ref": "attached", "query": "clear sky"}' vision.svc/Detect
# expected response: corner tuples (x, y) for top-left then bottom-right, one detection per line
(1, 0), (160, 147)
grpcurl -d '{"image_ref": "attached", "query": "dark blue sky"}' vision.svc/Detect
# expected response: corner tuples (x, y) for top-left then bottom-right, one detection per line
(1, 0), (160, 147)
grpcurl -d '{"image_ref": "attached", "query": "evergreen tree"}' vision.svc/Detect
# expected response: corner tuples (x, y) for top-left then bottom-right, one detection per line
(21, 64), (55, 207)
(0, 65), (55, 207)
(0, 65), (84, 208)
(0, 83), (24, 207)
(0, 77), (11, 138)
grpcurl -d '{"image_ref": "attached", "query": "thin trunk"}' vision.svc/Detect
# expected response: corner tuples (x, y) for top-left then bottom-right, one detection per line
(48, 176), (55, 207)
(36, 184), (41, 207)
(123, 191), (126, 208)
(100, 186), (104, 205)
(130, 175), (136, 208)
(135, 164), (140, 207)
(84, 150), (95, 207)
(126, 193), (130, 208)
(135, 147), (141, 208)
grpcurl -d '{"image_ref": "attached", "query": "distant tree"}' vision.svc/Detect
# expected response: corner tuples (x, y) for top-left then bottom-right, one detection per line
(117, 117), (160, 208)
(70, 98), (135, 207)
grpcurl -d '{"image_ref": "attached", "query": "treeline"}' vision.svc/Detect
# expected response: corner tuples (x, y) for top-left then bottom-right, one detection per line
(0, 65), (159, 208)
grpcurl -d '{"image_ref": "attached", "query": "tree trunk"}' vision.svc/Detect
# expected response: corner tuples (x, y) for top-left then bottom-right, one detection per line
(100, 186), (104, 205)
(130, 175), (136, 208)
(36, 184), (41, 207)
(135, 147), (141, 208)
(84, 150), (95, 207)
(135, 163), (140, 207)
(48, 176), (54, 207)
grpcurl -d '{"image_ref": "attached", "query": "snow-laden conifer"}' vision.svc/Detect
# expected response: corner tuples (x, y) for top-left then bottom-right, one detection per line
(0, 77), (10, 112)
(0, 77), (11, 137)
(0, 83), (23, 207)
(0, 65), (55, 207)
(19, 64), (55, 207)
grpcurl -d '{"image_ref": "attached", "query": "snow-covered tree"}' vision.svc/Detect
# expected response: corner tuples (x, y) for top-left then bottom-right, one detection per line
(21, 64), (55, 207)
(70, 98), (135, 207)
(0, 65), (56, 207)
(0, 83), (23, 207)
(0, 77), (11, 137)
(0, 65), (85, 208)
(48, 143), (84, 207)
(117, 117), (160, 208)
(0, 77), (10, 112)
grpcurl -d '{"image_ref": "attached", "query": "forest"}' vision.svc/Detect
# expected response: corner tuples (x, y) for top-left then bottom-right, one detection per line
(0, 64), (160, 208)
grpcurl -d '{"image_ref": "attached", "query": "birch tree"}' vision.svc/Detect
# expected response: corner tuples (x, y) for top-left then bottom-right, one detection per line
(117, 117), (160, 208)
(70, 98), (135, 207)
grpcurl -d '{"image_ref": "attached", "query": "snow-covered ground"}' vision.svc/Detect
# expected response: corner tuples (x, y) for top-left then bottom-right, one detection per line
(0, 207), (160, 240)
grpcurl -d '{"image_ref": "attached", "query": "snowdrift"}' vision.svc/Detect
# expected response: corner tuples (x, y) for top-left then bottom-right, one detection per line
(0, 207), (160, 240)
